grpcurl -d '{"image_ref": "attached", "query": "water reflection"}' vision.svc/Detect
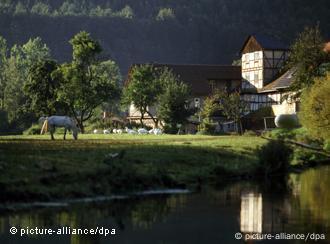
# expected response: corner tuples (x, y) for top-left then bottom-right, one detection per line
(0, 166), (329, 244)
(240, 192), (262, 234)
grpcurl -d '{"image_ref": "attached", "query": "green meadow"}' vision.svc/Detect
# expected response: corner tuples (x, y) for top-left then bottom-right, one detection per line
(0, 134), (267, 202)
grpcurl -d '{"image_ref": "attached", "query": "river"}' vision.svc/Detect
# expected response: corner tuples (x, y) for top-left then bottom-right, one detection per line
(0, 166), (329, 244)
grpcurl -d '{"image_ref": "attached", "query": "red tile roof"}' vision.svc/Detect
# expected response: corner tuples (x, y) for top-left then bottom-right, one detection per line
(127, 63), (242, 96)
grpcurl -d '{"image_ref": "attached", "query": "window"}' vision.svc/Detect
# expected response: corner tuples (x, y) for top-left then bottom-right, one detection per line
(254, 52), (259, 60)
(249, 53), (254, 61)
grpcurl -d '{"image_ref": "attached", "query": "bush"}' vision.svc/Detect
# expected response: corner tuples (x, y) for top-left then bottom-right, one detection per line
(267, 128), (296, 140)
(198, 119), (216, 135)
(258, 140), (293, 175)
(291, 148), (325, 165)
(24, 124), (41, 135)
(299, 72), (330, 141)
(324, 140), (330, 152)
(267, 128), (323, 148)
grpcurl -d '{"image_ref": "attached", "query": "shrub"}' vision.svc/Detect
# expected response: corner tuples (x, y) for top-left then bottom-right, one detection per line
(324, 140), (330, 152)
(198, 119), (216, 135)
(24, 124), (41, 135)
(258, 140), (293, 175)
(299, 72), (330, 141)
(268, 128), (296, 140)
(291, 148), (325, 165)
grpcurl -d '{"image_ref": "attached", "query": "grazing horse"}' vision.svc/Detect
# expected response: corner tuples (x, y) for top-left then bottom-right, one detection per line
(40, 116), (78, 140)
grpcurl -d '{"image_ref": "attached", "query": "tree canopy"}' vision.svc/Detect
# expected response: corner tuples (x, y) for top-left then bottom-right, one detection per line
(24, 59), (61, 116)
(54, 32), (120, 132)
(122, 64), (162, 126)
(0, 32), (121, 133)
(299, 72), (330, 141)
(287, 25), (330, 93)
(157, 68), (190, 133)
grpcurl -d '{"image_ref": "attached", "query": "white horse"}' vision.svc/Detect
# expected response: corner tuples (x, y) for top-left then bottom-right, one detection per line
(40, 116), (78, 140)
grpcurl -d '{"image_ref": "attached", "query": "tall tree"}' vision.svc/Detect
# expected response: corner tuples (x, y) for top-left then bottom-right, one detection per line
(299, 72), (330, 141)
(24, 59), (63, 116)
(55, 32), (120, 132)
(219, 91), (248, 134)
(157, 68), (191, 133)
(122, 64), (162, 127)
(287, 25), (330, 93)
(3, 38), (50, 125)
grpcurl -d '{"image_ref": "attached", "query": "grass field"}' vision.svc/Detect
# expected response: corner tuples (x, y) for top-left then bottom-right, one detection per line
(0, 134), (267, 202)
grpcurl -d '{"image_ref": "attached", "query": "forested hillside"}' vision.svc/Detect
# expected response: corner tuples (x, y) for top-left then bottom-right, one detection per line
(0, 0), (330, 74)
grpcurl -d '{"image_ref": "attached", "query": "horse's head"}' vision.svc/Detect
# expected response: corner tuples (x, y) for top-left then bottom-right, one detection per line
(38, 116), (47, 124)
(70, 118), (79, 140)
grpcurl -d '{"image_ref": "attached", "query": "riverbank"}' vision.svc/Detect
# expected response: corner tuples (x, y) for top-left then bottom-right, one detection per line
(0, 134), (328, 203)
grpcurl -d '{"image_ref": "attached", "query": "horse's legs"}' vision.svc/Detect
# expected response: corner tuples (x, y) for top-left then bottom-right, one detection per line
(50, 126), (55, 140)
(63, 128), (67, 140)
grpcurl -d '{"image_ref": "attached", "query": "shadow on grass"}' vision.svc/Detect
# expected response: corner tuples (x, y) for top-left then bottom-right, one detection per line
(0, 138), (261, 202)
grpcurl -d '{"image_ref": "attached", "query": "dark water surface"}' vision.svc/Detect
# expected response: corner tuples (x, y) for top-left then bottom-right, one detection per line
(0, 166), (329, 244)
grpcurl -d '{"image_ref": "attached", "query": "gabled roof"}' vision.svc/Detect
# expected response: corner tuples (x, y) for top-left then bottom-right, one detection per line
(259, 68), (296, 93)
(126, 63), (242, 96)
(240, 34), (289, 54)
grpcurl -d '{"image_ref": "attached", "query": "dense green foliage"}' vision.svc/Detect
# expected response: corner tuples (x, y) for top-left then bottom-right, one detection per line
(0, 1), (329, 75)
(0, 32), (120, 133)
(157, 69), (191, 133)
(198, 92), (222, 134)
(287, 25), (330, 93)
(263, 128), (328, 165)
(122, 64), (161, 126)
(199, 89), (248, 134)
(53, 32), (120, 132)
(258, 140), (293, 175)
(24, 59), (61, 116)
(299, 72), (330, 141)
(2, 37), (50, 130)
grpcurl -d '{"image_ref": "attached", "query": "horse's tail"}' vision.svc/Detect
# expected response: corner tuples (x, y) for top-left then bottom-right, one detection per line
(40, 119), (48, 134)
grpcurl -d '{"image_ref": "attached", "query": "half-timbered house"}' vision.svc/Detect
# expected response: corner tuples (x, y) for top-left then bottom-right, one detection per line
(240, 34), (297, 115)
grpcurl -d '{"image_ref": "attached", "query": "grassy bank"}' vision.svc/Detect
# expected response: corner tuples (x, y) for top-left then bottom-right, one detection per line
(0, 134), (266, 202)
